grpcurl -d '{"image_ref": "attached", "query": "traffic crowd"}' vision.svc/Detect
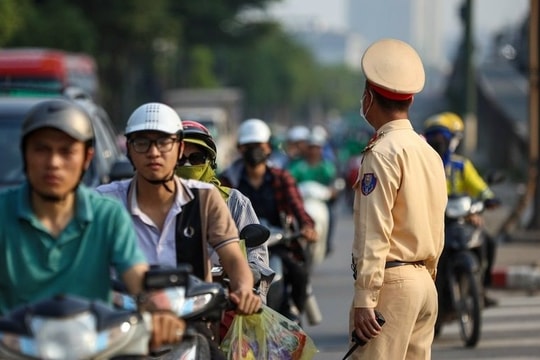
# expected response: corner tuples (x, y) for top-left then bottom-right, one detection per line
(0, 38), (501, 360)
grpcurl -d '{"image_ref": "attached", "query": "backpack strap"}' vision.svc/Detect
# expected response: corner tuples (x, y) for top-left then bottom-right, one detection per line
(175, 188), (206, 280)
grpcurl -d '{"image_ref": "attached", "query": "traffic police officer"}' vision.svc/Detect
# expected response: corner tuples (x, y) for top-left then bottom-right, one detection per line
(349, 38), (447, 359)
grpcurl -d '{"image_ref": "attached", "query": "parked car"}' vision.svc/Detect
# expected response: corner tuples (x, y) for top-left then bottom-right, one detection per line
(0, 88), (133, 189)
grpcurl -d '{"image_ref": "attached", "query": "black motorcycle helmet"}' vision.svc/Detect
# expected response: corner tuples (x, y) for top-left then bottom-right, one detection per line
(21, 98), (95, 171)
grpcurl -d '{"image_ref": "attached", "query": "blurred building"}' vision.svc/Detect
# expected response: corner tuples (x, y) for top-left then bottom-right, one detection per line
(347, 0), (446, 68)
(288, 20), (365, 70)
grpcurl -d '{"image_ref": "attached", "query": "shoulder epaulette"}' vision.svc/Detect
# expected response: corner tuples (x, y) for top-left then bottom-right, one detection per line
(362, 131), (386, 153)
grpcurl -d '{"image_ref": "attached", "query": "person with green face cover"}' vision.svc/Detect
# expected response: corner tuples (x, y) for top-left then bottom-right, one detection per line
(176, 120), (274, 305)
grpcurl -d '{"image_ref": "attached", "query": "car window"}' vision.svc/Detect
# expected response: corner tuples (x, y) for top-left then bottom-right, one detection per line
(0, 117), (25, 186)
(0, 114), (102, 189)
(0, 96), (126, 189)
(87, 108), (122, 183)
(93, 109), (121, 165)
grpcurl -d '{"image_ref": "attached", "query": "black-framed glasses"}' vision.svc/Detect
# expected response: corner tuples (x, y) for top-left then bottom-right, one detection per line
(129, 137), (179, 153)
(178, 152), (208, 166)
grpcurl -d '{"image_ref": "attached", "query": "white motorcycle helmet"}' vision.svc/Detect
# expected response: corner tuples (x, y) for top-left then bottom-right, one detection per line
(124, 103), (183, 192)
(125, 102), (183, 136)
(237, 118), (271, 145)
(286, 125), (310, 143)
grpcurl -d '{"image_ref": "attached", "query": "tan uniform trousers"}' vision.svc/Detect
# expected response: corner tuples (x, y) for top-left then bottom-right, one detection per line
(348, 264), (438, 360)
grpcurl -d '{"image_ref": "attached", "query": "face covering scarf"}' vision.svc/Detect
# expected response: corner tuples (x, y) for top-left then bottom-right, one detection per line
(176, 162), (231, 200)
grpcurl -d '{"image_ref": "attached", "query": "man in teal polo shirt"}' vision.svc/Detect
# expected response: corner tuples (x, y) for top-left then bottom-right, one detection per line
(0, 183), (144, 310)
(0, 98), (185, 349)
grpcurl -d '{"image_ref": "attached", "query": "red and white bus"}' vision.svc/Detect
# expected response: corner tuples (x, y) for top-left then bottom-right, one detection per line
(0, 48), (99, 98)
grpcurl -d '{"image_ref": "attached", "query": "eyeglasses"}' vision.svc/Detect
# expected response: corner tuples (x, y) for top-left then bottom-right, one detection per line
(178, 152), (208, 166)
(129, 137), (179, 153)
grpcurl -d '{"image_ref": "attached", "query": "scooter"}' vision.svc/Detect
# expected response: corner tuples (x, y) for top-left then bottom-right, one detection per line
(435, 194), (488, 348)
(297, 181), (332, 267)
(298, 178), (345, 267)
(435, 170), (504, 348)
(151, 223), (273, 358)
(0, 224), (271, 360)
(0, 265), (225, 359)
(263, 216), (322, 327)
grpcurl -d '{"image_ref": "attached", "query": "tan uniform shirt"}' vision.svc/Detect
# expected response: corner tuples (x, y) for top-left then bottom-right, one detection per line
(352, 119), (447, 308)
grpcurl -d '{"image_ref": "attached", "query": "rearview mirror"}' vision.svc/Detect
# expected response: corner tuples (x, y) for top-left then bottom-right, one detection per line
(144, 265), (192, 290)
(240, 224), (270, 248)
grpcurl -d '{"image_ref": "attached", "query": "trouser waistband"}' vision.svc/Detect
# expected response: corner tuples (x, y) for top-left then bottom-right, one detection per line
(385, 260), (425, 269)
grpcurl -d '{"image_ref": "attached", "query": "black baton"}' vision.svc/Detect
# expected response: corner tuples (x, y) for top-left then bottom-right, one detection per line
(342, 341), (361, 360)
(342, 310), (386, 360)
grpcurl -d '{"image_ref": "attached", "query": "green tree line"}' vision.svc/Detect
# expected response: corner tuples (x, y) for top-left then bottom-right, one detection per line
(0, 0), (363, 130)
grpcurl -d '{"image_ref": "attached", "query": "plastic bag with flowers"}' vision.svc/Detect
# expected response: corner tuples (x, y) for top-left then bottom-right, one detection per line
(220, 304), (317, 360)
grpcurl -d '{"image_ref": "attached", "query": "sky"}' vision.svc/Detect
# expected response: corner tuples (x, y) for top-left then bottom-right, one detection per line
(267, 0), (529, 44)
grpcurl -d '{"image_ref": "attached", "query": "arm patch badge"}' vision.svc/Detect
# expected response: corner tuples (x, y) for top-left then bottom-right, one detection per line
(361, 173), (377, 195)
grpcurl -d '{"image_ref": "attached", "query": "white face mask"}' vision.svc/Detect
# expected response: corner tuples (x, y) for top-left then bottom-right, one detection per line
(360, 90), (373, 122)
(448, 135), (462, 153)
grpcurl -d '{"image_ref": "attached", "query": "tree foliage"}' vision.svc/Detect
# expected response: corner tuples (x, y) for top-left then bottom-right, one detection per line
(4, 0), (96, 52)
(0, 0), (29, 46)
(223, 27), (316, 118)
(0, 0), (363, 128)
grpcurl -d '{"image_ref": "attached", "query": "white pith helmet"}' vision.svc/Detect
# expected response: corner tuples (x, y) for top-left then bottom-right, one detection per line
(286, 125), (310, 142)
(125, 102), (183, 136)
(237, 118), (271, 145)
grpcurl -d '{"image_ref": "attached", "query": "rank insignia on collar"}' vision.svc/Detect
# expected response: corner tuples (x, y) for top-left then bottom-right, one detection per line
(361, 173), (377, 195)
(362, 131), (385, 153)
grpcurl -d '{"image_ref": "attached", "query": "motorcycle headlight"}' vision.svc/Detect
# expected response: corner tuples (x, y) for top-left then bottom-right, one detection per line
(0, 311), (135, 359)
(31, 312), (98, 359)
(178, 293), (213, 317)
(445, 196), (472, 218)
(160, 287), (187, 316)
(156, 286), (215, 317)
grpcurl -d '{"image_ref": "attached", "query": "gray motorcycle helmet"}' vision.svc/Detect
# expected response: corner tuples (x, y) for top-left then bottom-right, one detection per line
(21, 98), (95, 147)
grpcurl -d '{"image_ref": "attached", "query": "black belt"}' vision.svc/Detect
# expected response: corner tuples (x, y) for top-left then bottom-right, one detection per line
(385, 260), (425, 269)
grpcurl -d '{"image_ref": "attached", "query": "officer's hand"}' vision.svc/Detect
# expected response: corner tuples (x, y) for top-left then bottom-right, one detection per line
(149, 311), (186, 349)
(353, 307), (383, 344)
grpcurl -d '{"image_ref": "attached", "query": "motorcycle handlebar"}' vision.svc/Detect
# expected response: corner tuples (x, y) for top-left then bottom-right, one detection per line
(266, 230), (304, 247)
(220, 277), (263, 314)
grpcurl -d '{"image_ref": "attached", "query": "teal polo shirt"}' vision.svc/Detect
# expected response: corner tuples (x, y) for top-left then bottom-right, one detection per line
(0, 182), (147, 315)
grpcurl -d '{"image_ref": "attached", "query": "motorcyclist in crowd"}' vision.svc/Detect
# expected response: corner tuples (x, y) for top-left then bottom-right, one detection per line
(269, 125), (310, 169)
(311, 124), (338, 163)
(176, 119), (275, 339)
(0, 99), (185, 350)
(175, 120), (275, 302)
(287, 129), (339, 258)
(96, 103), (261, 359)
(219, 118), (318, 322)
(423, 111), (501, 307)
